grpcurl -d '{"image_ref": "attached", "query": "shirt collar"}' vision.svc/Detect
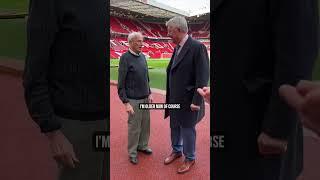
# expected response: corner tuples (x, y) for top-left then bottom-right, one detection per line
(178, 34), (189, 49)
(129, 48), (141, 56)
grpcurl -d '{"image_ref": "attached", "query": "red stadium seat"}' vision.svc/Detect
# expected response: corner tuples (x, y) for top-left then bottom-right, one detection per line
(110, 16), (210, 59)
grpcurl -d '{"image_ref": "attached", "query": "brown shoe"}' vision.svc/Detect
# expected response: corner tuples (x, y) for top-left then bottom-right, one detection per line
(164, 152), (182, 165)
(177, 160), (195, 174)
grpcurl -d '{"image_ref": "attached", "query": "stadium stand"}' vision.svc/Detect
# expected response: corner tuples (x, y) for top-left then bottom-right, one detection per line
(110, 0), (210, 59)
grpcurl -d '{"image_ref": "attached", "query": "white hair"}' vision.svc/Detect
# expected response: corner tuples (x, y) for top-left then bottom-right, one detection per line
(165, 16), (188, 33)
(127, 32), (143, 43)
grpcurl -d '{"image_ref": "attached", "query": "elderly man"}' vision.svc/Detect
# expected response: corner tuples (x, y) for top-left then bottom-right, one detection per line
(117, 32), (153, 165)
(163, 16), (209, 174)
(23, 0), (107, 179)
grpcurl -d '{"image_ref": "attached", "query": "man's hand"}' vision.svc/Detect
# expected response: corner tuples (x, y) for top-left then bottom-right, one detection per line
(279, 80), (320, 136)
(149, 94), (153, 103)
(197, 87), (210, 104)
(258, 132), (288, 155)
(46, 130), (79, 168)
(125, 103), (135, 115)
(190, 104), (200, 111)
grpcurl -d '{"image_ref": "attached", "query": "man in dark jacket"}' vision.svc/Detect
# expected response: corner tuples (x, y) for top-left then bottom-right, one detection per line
(213, 0), (319, 179)
(23, 0), (107, 179)
(163, 16), (209, 174)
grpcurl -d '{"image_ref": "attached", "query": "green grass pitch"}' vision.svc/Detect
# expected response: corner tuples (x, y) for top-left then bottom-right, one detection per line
(110, 58), (170, 90)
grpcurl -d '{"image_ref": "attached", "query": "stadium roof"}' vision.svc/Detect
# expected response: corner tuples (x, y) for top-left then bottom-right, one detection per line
(110, 0), (190, 18)
(187, 12), (210, 23)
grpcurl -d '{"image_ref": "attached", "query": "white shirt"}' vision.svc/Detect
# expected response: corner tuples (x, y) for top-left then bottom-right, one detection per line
(129, 48), (141, 56)
(176, 34), (189, 55)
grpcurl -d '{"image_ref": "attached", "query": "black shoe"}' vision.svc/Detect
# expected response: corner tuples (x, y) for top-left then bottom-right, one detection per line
(130, 157), (138, 164)
(138, 148), (152, 155)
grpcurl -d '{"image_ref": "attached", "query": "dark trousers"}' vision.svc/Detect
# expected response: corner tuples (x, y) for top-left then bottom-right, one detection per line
(57, 117), (107, 180)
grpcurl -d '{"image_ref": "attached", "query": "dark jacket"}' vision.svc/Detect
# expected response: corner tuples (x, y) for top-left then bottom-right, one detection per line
(165, 36), (209, 128)
(213, 0), (319, 179)
(23, 0), (107, 133)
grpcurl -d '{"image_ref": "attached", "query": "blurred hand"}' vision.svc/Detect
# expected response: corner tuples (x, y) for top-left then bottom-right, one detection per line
(258, 132), (288, 155)
(125, 103), (135, 115)
(190, 104), (200, 111)
(46, 130), (79, 168)
(279, 80), (320, 136)
(197, 87), (210, 104)
(149, 94), (153, 103)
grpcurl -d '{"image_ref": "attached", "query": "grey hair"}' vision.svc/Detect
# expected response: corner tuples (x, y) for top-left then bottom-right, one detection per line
(165, 16), (188, 33)
(127, 32), (143, 43)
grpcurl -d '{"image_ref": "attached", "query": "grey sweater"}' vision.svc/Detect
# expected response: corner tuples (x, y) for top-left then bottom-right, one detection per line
(23, 0), (107, 133)
(117, 51), (151, 103)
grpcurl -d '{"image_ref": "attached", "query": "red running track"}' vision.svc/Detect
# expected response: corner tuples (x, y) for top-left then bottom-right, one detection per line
(110, 85), (211, 180)
(1, 72), (320, 180)
(0, 73), (58, 180)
